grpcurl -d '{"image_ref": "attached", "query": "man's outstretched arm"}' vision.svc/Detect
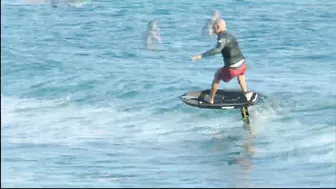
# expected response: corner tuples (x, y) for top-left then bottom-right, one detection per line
(201, 38), (226, 58)
(191, 38), (226, 61)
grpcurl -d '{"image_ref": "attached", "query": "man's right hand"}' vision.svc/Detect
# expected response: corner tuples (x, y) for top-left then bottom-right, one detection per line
(191, 55), (202, 61)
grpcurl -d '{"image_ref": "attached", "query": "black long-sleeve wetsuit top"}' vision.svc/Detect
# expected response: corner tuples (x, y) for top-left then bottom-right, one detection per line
(201, 30), (245, 67)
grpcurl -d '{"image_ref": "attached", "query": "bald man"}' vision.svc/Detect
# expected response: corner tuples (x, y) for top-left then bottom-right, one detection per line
(191, 18), (253, 104)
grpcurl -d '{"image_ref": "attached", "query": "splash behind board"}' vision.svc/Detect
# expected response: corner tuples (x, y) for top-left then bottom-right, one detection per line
(180, 89), (263, 109)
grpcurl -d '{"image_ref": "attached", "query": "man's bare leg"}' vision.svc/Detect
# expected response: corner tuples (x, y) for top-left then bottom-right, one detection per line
(238, 74), (252, 101)
(237, 74), (248, 92)
(209, 77), (220, 104)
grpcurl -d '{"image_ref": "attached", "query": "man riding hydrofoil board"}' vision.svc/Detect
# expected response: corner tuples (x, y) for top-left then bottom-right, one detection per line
(191, 18), (255, 104)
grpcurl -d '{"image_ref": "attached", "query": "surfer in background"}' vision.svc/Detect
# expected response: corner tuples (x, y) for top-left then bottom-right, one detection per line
(191, 18), (254, 104)
(144, 20), (162, 50)
(202, 10), (220, 37)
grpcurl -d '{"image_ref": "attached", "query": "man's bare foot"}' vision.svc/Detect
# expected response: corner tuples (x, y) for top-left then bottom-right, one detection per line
(245, 91), (253, 102)
(204, 94), (214, 104)
(209, 97), (214, 104)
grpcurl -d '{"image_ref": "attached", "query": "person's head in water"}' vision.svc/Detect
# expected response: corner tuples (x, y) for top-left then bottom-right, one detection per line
(213, 18), (226, 34)
(211, 10), (220, 20)
(148, 20), (158, 31)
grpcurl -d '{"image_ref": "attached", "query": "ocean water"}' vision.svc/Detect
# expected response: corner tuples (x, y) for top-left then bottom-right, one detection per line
(1, 0), (336, 187)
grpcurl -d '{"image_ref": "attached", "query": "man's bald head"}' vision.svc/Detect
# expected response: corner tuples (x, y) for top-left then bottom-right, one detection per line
(214, 18), (226, 31)
(213, 18), (227, 34)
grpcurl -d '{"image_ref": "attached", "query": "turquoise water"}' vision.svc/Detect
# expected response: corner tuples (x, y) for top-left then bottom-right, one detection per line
(1, 0), (336, 187)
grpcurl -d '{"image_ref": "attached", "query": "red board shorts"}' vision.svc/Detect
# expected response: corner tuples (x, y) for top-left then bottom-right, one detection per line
(215, 60), (247, 83)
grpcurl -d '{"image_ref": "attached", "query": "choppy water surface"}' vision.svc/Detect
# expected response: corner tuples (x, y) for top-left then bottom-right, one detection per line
(1, 0), (336, 187)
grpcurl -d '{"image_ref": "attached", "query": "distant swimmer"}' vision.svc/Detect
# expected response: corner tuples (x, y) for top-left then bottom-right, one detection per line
(202, 10), (220, 37)
(144, 20), (162, 50)
(191, 18), (254, 104)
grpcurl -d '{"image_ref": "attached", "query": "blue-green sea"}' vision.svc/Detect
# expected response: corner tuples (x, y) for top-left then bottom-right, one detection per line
(1, 0), (336, 187)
